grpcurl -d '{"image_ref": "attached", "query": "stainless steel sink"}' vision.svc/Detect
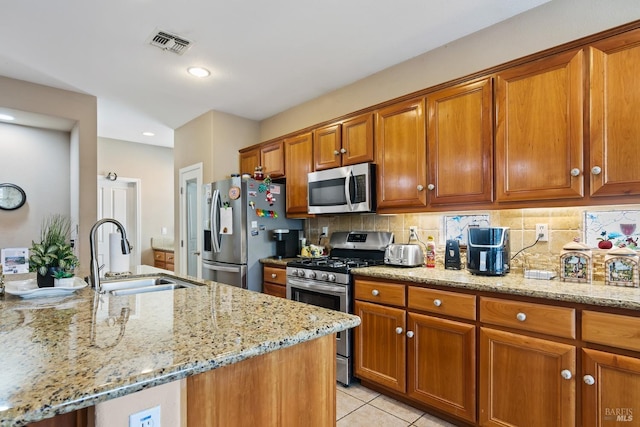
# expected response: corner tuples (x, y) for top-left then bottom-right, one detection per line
(100, 276), (200, 296)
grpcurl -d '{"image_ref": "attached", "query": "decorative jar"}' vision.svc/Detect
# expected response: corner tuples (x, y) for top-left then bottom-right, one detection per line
(560, 241), (592, 284)
(604, 247), (639, 288)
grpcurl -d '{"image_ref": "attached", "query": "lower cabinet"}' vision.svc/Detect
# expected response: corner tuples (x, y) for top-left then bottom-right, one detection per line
(153, 249), (174, 271)
(262, 264), (286, 298)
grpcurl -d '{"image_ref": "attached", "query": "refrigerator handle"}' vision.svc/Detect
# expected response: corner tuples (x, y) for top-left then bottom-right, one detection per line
(345, 167), (354, 211)
(203, 263), (241, 273)
(211, 189), (221, 253)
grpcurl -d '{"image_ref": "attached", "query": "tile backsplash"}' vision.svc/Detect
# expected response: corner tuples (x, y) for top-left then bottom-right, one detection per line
(303, 204), (640, 281)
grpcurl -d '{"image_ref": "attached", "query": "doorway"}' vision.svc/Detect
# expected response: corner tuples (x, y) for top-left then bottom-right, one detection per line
(97, 176), (142, 273)
(179, 163), (203, 278)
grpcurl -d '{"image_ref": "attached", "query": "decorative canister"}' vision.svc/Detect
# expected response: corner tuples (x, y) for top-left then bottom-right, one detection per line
(604, 247), (639, 287)
(560, 240), (592, 284)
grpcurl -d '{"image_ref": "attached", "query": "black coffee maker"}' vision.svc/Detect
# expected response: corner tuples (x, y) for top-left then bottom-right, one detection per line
(273, 229), (300, 259)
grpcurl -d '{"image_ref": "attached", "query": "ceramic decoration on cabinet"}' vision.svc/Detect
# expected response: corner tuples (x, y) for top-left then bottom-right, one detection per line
(560, 240), (592, 283)
(604, 247), (639, 288)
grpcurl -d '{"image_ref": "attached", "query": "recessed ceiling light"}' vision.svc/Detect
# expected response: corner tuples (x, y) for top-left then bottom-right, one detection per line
(0, 114), (15, 121)
(142, 131), (155, 137)
(187, 67), (211, 78)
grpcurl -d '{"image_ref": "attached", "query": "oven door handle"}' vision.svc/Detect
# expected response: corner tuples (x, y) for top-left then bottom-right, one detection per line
(287, 277), (348, 296)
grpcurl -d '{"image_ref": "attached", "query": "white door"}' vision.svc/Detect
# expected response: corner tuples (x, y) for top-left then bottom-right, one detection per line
(97, 177), (141, 274)
(179, 163), (203, 278)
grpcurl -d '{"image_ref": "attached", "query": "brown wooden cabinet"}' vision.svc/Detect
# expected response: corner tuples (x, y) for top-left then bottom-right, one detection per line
(375, 98), (427, 212)
(589, 28), (640, 197)
(262, 264), (286, 298)
(153, 249), (174, 271)
(239, 141), (285, 178)
(239, 147), (260, 176)
(426, 78), (493, 206)
(284, 132), (314, 217)
(495, 49), (584, 203)
(314, 113), (375, 171)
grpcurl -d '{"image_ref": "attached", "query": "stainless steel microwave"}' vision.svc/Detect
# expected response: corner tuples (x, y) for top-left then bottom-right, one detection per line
(307, 163), (376, 214)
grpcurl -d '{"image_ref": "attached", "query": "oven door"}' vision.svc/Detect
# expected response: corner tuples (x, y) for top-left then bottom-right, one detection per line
(286, 276), (350, 357)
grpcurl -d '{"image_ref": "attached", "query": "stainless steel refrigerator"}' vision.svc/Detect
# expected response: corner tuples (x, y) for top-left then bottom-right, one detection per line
(202, 177), (302, 291)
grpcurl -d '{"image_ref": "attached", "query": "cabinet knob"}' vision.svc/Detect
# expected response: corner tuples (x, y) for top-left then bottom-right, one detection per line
(591, 166), (602, 175)
(570, 168), (581, 177)
(516, 312), (527, 322)
(395, 327), (403, 334)
(561, 369), (573, 380)
(583, 375), (595, 385)
(417, 185), (424, 191)
(372, 289), (380, 296)
(406, 331), (415, 338)
(271, 273), (277, 279)
(333, 150), (340, 156)
(427, 184), (435, 191)
(340, 148), (347, 154)
(433, 299), (442, 307)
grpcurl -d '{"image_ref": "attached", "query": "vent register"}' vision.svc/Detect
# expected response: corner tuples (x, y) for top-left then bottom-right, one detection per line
(147, 29), (193, 55)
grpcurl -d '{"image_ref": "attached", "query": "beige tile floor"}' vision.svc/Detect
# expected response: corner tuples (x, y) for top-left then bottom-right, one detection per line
(337, 381), (459, 426)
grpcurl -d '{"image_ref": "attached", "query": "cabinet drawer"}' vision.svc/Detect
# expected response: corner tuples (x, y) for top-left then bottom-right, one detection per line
(154, 260), (165, 269)
(355, 279), (405, 307)
(583, 310), (640, 352)
(408, 287), (476, 321)
(263, 282), (287, 298)
(264, 266), (286, 286)
(480, 297), (575, 339)
(165, 252), (174, 263)
(154, 251), (166, 261)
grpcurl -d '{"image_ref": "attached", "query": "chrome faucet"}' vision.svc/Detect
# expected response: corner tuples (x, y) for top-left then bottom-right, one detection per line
(89, 218), (131, 293)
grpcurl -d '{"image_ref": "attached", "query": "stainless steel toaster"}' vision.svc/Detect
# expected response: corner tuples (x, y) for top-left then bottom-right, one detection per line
(384, 244), (424, 267)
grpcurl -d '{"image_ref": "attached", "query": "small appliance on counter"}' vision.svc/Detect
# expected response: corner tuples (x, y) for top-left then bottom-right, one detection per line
(444, 240), (461, 270)
(273, 229), (301, 259)
(467, 227), (510, 276)
(384, 244), (424, 267)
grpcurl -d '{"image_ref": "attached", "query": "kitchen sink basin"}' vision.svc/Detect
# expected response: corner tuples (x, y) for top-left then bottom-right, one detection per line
(100, 276), (200, 296)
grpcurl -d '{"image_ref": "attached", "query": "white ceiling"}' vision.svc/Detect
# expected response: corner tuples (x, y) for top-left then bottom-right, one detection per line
(0, 0), (549, 147)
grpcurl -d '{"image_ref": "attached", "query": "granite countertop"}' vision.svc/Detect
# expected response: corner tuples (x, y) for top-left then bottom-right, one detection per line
(0, 268), (360, 426)
(260, 257), (296, 267)
(352, 265), (640, 311)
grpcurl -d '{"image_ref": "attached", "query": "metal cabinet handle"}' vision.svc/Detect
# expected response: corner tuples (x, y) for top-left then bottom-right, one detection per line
(433, 299), (442, 307)
(427, 184), (435, 191)
(561, 369), (573, 380)
(591, 166), (602, 175)
(417, 185), (424, 191)
(372, 289), (379, 296)
(395, 327), (403, 334)
(271, 273), (277, 279)
(516, 312), (527, 322)
(583, 375), (595, 385)
(340, 148), (347, 154)
(570, 168), (581, 177)
(406, 331), (414, 338)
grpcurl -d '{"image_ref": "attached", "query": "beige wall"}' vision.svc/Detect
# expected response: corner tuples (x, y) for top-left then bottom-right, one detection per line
(259, 0), (640, 141)
(0, 76), (97, 274)
(98, 137), (174, 266)
(0, 123), (71, 248)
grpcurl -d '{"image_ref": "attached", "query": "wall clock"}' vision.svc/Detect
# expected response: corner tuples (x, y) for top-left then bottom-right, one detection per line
(0, 183), (27, 210)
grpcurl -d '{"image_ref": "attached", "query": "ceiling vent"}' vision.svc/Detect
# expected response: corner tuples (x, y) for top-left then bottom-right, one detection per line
(147, 29), (193, 55)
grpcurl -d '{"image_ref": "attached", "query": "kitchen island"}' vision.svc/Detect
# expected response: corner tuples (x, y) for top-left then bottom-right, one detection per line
(0, 268), (360, 426)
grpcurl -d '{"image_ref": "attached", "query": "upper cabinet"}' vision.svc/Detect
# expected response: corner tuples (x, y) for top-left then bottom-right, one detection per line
(589, 28), (640, 197)
(495, 49), (584, 202)
(284, 132), (314, 217)
(314, 113), (374, 171)
(239, 141), (285, 178)
(426, 78), (494, 206)
(375, 98), (427, 212)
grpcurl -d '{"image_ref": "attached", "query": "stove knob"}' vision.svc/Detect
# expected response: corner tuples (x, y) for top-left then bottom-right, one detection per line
(328, 274), (336, 282)
(289, 269), (297, 276)
(321, 273), (329, 280)
(309, 271), (316, 279)
(297, 270), (305, 277)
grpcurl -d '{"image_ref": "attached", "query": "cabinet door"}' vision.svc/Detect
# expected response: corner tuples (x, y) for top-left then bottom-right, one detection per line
(495, 50), (584, 202)
(354, 300), (406, 393)
(313, 123), (342, 171)
(426, 78), (493, 206)
(589, 28), (640, 197)
(284, 132), (314, 216)
(239, 148), (260, 176)
(480, 327), (576, 427)
(407, 312), (476, 423)
(342, 113), (374, 166)
(582, 348), (640, 427)
(375, 98), (427, 211)
(261, 140), (285, 178)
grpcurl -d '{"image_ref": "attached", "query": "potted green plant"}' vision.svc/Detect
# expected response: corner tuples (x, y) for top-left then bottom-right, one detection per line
(29, 214), (79, 288)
